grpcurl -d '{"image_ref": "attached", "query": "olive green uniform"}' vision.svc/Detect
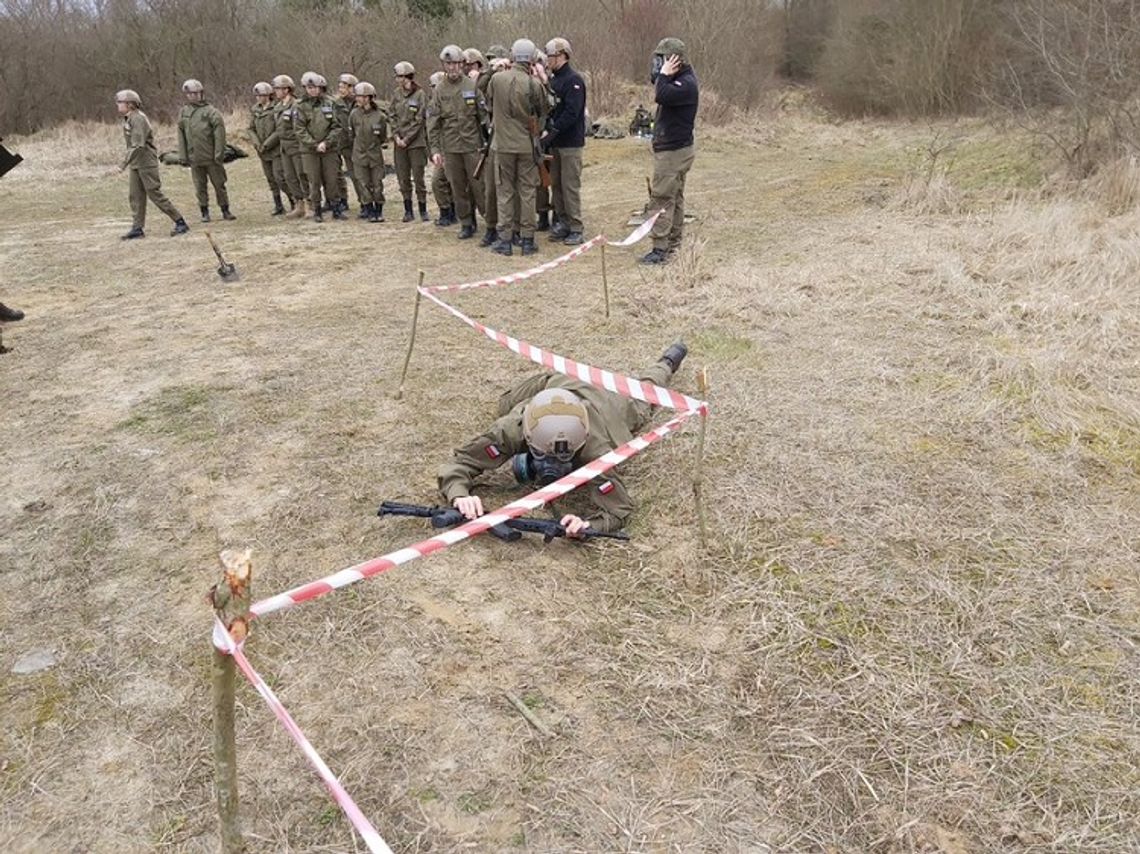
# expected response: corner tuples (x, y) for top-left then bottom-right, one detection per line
(177, 100), (229, 209)
(349, 104), (387, 205)
(475, 68), (499, 231)
(438, 360), (674, 533)
(122, 109), (183, 229)
(293, 93), (342, 210)
(432, 161), (452, 210)
(334, 95), (362, 205)
(274, 97), (309, 202)
(427, 75), (488, 228)
(248, 102), (283, 197)
(486, 66), (548, 240)
(390, 84), (429, 206)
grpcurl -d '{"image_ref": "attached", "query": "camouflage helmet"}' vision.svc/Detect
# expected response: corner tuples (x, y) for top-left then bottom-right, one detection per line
(301, 71), (327, 88)
(439, 44), (464, 63)
(429, 71), (445, 87)
(534, 49), (547, 66)
(353, 81), (376, 97)
(271, 74), (295, 90)
(252, 81), (273, 96)
(115, 89), (142, 107)
(338, 73), (359, 87)
(523, 388), (589, 458)
(545, 37), (572, 58)
(181, 78), (204, 94)
(393, 61), (415, 77)
(486, 44), (509, 60)
(463, 48), (486, 67)
(511, 38), (537, 64)
(653, 37), (687, 60)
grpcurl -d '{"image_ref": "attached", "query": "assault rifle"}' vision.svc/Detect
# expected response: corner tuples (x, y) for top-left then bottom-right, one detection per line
(377, 501), (630, 543)
(527, 115), (552, 189)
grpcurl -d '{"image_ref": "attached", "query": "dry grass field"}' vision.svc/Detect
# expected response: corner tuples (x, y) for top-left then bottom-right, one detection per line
(1, 107), (1138, 853)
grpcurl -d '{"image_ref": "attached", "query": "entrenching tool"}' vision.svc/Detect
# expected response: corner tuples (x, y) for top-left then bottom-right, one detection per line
(205, 232), (240, 282)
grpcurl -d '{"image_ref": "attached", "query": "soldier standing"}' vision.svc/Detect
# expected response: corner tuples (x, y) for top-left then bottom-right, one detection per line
(335, 73), (363, 217)
(427, 71), (455, 226)
(272, 75), (310, 220)
(294, 72), (344, 222)
(472, 48), (505, 248)
(349, 82), (388, 223)
(531, 49), (554, 234)
(178, 79), (235, 223)
(390, 62), (430, 223)
(542, 38), (587, 245)
(642, 38), (699, 265)
(427, 44), (489, 240)
(485, 39), (549, 257)
(116, 89), (190, 240)
(249, 82), (285, 215)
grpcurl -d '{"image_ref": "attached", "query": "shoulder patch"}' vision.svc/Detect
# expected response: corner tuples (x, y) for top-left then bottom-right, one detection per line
(597, 480), (615, 495)
(485, 444), (502, 460)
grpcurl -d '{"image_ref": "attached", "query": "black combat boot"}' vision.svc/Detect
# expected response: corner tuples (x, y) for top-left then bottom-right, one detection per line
(419, 201), (430, 222)
(457, 223), (476, 240)
(332, 202), (348, 221)
(563, 231), (584, 245)
(520, 237), (538, 256)
(0, 303), (26, 322)
(120, 226), (145, 240)
(313, 206), (324, 223)
(549, 220), (570, 240)
(200, 206), (210, 223)
(512, 231), (522, 247)
(535, 210), (550, 232)
(436, 206), (453, 227)
(272, 193), (285, 216)
(221, 206), (236, 221)
(170, 218), (190, 236)
(357, 200), (369, 219)
(491, 238), (513, 256)
(402, 199), (414, 222)
(373, 202), (384, 222)
(660, 342), (688, 373)
(639, 248), (670, 265)
(480, 228), (499, 247)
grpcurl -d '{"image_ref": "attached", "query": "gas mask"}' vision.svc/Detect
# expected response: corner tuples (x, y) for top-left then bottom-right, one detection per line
(650, 54), (665, 84)
(512, 448), (575, 487)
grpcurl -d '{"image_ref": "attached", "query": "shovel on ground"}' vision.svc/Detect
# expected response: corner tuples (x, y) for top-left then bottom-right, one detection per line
(205, 232), (240, 282)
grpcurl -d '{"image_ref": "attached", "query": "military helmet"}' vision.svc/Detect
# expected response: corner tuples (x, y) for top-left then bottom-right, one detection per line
(523, 389), (589, 458)
(338, 73), (359, 87)
(511, 38), (537, 64)
(354, 81), (376, 97)
(545, 37), (572, 58)
(534, 49), (547, 66)
(115, 89), (142, 107)
(252, 81), (273, 96)
(429, 71), (445, 87)
(654, 37), (687, 60)
(181, 78), (204, 93)
(440, 44), (464, 63)
(393, 61), (415, 77)
(463, 48), (486, 67)
(486, 44), (509, 60)
(301, 71), (328, 88)
(271, 74), (295, 90)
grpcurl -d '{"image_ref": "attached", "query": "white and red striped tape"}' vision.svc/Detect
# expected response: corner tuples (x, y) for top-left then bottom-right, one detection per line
(212, 619), (393, 854)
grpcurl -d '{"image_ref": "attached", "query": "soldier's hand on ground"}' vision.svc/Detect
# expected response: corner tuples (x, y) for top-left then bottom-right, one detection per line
(453, 495), (484, 520)
(561, 514), (591, 539)
(661, 55), (682, 77)
(431, 153), (444, 167)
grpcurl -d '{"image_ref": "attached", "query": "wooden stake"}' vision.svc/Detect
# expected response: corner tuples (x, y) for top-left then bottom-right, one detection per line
(600, 242), (610, 319)
(395, 271), (425, 400)
(209, 548), (253, 854)
(692, 367), (711, 550)
(503, 690), (555, 738)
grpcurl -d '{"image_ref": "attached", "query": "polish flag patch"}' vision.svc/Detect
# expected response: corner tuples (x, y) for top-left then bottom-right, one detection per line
(598, 480), (615, 494)
(485, 444), (501, 459)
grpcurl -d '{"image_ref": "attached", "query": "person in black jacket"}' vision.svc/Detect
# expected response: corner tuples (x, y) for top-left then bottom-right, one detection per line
(641, 37), (699, 265)
(542, 37), (587, 245)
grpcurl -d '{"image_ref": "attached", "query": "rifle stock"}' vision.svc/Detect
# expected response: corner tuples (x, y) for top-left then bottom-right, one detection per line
(377, 501), (630, 543)
(527, 116), (551, 189)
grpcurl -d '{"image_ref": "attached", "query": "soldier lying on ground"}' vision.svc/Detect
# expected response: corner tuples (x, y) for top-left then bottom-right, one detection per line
(439, 342), (687, 537)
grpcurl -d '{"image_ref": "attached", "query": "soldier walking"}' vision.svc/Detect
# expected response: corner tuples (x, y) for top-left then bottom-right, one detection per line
(485, 39), (549, 257)
(177, 79), (235, 223)
(116, 90), (190, 239)
(390, 62), (430, 223)
(642, 38), (699, 264)
(349, 82), (388, 223)
(542, 38), (587, 245)
(335, 73), (363, 217)
(272, 75), (310, 220)
(427, 44), (489, 240)
(249, 82), (286, 215)
(294, 72), (344, 222)
(427, 72), (455, 226)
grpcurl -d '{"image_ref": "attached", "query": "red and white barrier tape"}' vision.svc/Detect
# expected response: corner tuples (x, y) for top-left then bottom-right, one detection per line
(212, 619), (393, 854)
(250, 407), (697, 618)
(422, 211), (661, 294)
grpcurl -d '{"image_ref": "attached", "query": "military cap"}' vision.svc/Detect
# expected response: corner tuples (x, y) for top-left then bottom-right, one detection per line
(393, 61), (415, 77)
(654, 37), (687, 59)
(545, 37), (572, 57)
(252, 81), (273, 96)
(271, 74), (295, 90)
(353, 81), (376, 97)
(181, 78), (204, 93)
(115, 89), (142, 106)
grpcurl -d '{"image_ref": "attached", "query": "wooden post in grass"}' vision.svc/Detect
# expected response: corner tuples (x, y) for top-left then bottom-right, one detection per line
(600, 243), (611, 319)
(692, 367), (710, 549)
(395, 271), (425, 400)
(209, 548), (252, 854)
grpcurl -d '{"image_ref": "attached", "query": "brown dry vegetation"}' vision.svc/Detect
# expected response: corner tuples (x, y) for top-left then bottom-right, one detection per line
(2, 104), (1139, 854)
